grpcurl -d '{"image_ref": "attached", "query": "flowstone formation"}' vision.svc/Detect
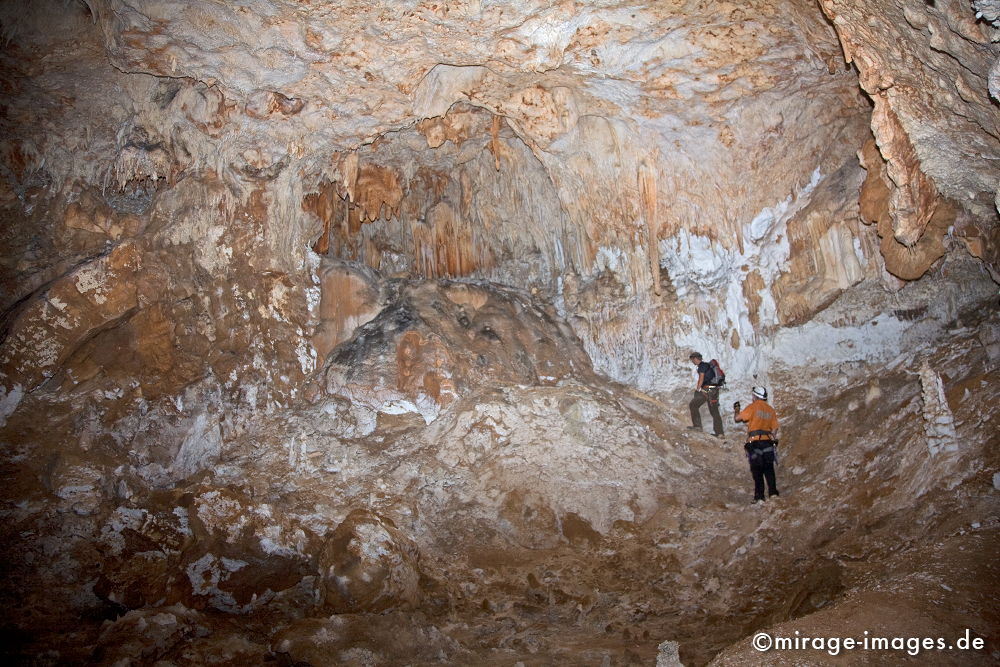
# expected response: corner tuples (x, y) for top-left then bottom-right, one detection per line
(1, 0), (999, 664)
(821, 0), (1000, 281)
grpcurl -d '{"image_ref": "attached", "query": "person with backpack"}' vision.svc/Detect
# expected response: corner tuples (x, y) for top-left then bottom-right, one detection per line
(733, 386), (780, 503)
(687, 352), (724, 437)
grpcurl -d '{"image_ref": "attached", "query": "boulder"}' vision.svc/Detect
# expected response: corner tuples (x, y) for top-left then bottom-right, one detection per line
(318, 509), (423, 613)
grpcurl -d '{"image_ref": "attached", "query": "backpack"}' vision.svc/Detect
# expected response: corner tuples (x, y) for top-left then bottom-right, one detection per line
(708, 359), (726, 386)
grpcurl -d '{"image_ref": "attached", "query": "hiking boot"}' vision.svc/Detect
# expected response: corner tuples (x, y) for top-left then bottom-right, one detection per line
(686, 426), (701, 431)
(713, 432), (724, 438)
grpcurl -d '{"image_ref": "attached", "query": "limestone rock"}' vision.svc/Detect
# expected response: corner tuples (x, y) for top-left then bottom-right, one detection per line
(96, 487), (313, 614)
(919, 362), (959, 459)
(820, 0), (1000, 247)
(656, 640), (685, 667)
(44, 453), (108, 516)
(0, 0), (998, 665)
(317, 509), (423, 614)
(322, 278), (594, 421)
(421, 383), (690, 548)
(92, 605), (207, 666)
(312, 259), (384, 364)
(0, 240), (141, 394)
(273, 614), (468, 666)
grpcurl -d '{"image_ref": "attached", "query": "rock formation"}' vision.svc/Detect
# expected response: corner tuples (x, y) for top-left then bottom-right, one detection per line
(1, 0), (997, 664)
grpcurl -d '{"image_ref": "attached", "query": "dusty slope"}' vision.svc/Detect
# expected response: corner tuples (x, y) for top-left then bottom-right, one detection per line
(2, 269), (997, 665)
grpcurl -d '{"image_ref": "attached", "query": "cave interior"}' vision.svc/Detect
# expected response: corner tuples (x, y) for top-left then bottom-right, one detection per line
(1, 0), (999, 665)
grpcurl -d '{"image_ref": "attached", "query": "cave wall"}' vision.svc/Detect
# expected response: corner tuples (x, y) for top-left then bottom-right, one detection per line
(820, 0), (1000, 245)
(1, 0), (997, 422)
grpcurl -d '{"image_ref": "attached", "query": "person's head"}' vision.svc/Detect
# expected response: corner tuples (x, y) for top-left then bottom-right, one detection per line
(752, 386), (768, 401)
(689, 352), (703, 365)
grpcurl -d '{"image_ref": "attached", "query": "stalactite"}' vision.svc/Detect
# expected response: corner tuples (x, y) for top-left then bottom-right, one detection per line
(341, 153), (359, 202)
(638, 159), (660, 296)
(352, 165), (404, 223)
(871, 100), (940, 248)
(858, 136), (953, 281)
(406, 202), (493, 279)
(490, 114), (502, 171)
(312, 206), (332, 254)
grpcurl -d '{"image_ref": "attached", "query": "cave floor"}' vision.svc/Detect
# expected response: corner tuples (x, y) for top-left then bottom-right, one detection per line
(1, 311), (998, 666)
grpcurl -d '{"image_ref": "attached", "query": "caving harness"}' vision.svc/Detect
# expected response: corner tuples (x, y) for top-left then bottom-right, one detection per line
(700, 385), (722, 407)
(744, 430), (778, 464)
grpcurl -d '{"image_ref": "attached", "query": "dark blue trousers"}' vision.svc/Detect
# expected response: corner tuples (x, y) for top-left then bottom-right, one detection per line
(748, 444), (779, 501)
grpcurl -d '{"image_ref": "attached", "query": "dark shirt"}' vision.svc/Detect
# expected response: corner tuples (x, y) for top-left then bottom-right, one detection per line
(696, 361), (716, 386)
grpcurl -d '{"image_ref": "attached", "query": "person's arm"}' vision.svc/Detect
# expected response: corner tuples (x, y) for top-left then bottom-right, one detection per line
(734, 403), (749, 424)
(696, 371), (705, 391)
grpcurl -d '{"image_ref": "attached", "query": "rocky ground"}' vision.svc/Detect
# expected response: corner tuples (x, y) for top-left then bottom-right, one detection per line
(1, 275), (997, 666)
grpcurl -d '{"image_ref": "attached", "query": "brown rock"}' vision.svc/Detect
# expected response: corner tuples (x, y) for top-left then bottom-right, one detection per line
(318, 509), (423, 613)
(820, 0), (1000, 234)
(43, 453), (107, 516)
(498, 488), (562, 549)
(858, 135), (953, 280)
(246, 90), (304, 119)
(96, 488), (313, 614)
(92, 605), (207, 666)
(313, 259), (383, 364)
(273, 613), (467, 666)
(0, 240), (141, 394)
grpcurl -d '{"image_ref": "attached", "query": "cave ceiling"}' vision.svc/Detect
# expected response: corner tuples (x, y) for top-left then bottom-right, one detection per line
(3, 0), (997, 288)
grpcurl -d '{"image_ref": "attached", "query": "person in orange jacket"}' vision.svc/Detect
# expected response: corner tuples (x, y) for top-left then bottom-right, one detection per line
(734, 386), (780, 503)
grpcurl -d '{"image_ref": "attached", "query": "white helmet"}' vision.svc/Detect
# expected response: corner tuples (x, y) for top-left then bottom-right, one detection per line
(752, 386), (768, 400)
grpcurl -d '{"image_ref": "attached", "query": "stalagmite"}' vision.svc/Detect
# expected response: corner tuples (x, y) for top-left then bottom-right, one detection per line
(919, 361), (959, 457)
